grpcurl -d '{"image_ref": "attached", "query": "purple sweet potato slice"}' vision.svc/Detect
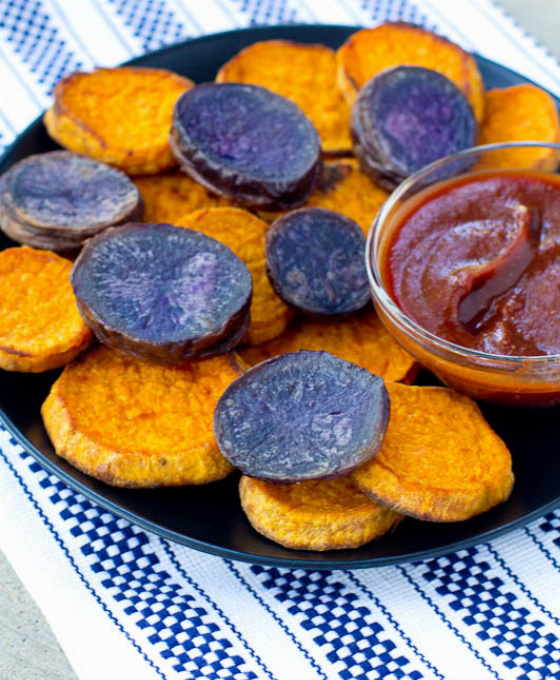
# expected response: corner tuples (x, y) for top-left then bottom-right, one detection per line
(71, 222), (252, 363)
(0, 151), (142, 252)
(170, 83), (321, 210)
(265, 207), (370, 316)
(351, 66), (477, 189)
(214, 350), (389, 482)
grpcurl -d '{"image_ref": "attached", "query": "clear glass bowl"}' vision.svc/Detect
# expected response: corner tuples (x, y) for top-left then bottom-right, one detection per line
(366, 141), (560, 406)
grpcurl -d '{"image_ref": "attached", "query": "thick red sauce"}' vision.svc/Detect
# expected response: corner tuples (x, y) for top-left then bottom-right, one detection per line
(384, 171), (560, 356)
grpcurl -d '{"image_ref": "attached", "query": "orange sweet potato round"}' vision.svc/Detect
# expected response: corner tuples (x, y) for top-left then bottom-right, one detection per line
(336, 22), (484, 122)
(44, 67), (194, 175)
(175, 207), (293, 346)
(133, 171), (235, 224)
(307, 160), (388, 235)
(216, 40), (352, 155)
(239, 310), (416, 383)
(41, 346), (243, 487)
(259, 160), (388, 235)
(351, 383), (514, 521)
(0, 247), (92, 372)
(239, 475), (401, 550)
(476, 84), (560, 170)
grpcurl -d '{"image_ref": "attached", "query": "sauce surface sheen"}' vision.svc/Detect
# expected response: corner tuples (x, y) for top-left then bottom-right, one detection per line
(384, 171), (560, 356)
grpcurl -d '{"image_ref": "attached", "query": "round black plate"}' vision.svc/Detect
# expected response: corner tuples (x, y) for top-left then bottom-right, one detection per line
(1, 24), (560, 570)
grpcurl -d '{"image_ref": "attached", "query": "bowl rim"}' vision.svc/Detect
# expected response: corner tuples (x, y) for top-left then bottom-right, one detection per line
(366, 140), (560, 366)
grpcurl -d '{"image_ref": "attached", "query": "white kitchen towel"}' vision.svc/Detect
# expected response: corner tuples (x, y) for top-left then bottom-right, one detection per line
(2, 1), (560, 679)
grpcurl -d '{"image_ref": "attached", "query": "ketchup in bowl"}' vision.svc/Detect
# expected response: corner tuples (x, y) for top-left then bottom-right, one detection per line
(384, 171), (560, 357)
(368, 143), (560, 406)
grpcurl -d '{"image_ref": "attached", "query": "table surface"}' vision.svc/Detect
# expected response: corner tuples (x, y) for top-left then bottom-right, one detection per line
(2, 2), (560, 678)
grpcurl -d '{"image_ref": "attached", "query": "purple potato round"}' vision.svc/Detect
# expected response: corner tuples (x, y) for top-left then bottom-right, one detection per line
(214, 350), (389, 482)
(0, 151), (142, 252)
(351, 66), (478, 190)
(170, 83), (322, 210)
(265, 207), (370, 316)
(71, 222), (252, 363)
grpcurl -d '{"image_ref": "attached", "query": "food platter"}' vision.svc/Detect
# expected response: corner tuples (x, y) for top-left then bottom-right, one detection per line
(1, 24), (560, 569)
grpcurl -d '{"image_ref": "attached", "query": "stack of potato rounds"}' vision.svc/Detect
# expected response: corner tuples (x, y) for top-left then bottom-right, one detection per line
(1, 21), (542, 551)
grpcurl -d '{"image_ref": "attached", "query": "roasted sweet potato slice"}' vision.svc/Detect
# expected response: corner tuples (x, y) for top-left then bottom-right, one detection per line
(0, 152), (142, 252)
(44, 67), (194, 175)
(259, 160), (389, 235)
(133, 171), (234, 224)
(42, 346), (242, 487)
(476, 85), (560, 170)
(71, 223), (252, 364)
(175, 208), (292, 346)
(240, 476), (401, 551)
(170, 83), (321, 210)
(216, 40), (352, 155)
(240, 310), (416, 383)
(214, 351), (389, 483)
(337, 22), (484, 122)
(0, 247), (92, 372)
(352, 66), (477, 189)
(351, 383), (514, 522)
(307, 160), (388, 234)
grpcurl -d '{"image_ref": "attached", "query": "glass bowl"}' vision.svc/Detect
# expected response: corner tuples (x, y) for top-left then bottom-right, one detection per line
(366, 141), (560, 406)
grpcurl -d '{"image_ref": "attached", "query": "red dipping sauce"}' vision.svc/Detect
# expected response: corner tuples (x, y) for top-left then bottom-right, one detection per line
(384, 171), (560, 357)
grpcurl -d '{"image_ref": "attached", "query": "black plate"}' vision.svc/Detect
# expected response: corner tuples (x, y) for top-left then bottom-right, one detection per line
(2, 24), (560, 570)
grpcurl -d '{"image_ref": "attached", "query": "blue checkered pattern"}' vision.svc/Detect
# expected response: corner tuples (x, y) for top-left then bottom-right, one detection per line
(1, 0), (83, 92)
(106, 0), (188, 52)
(24, 437), (437, 680)
(253, 567), (424, 680)
(358, 0), (427, 24)
(231, 0), (300, 24)
(26, 456), (261, 680)
(535, 513), (560, 548)
(411, 548), (560, 679)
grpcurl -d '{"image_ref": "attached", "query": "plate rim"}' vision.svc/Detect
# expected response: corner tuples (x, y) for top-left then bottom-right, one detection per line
(4, 401), (560, 570)
(2, 23), (560, 570)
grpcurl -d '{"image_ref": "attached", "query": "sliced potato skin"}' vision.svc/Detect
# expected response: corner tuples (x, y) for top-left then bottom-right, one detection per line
(0, 152), (143, 252)
(0, 246), (92, 372)
(216, 40), (352, 155)
(240, 476), (401, 550)
(476, 84), (560, 170)
(336, 22), (485, 122)
(44, 67), (194, 174)
(41, 347), (242, 487)
(351, 383), (514, 522)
